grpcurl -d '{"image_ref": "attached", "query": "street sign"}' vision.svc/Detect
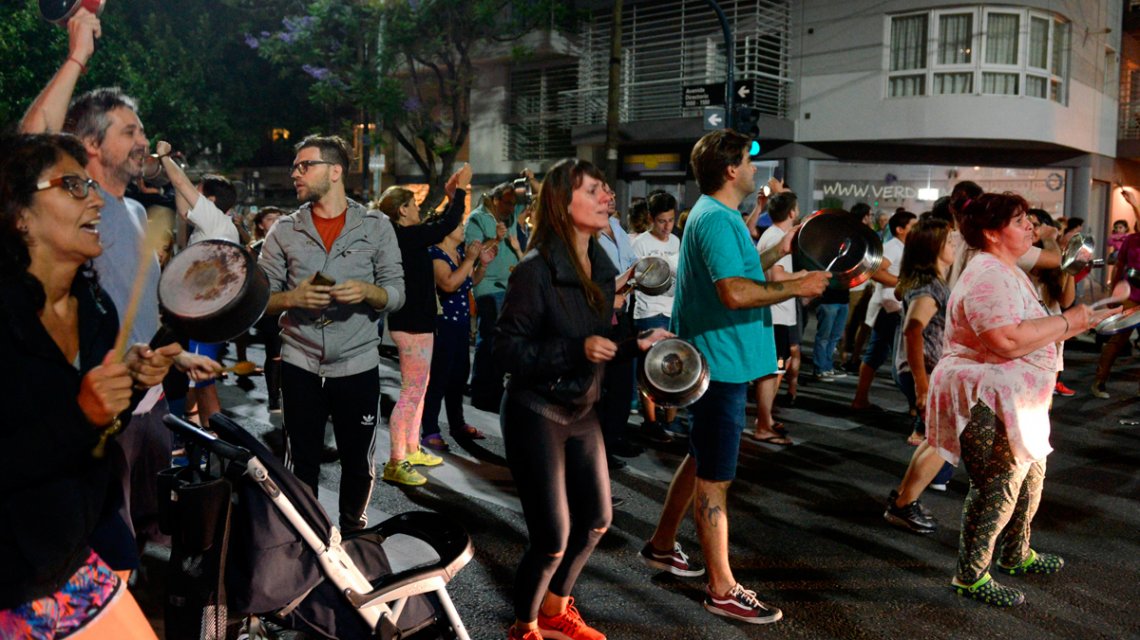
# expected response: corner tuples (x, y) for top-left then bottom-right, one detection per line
(682, 81), (754, 109)
(703, 107), (725, 130)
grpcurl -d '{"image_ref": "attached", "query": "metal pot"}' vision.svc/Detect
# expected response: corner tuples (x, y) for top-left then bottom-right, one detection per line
(158, 240), (269, 343)
(1096, 306), (1140, 335)
(793, 209), (884, 289)
(628, 256), (673, 297)
(40, 0), (104, 26)
(638, 338), (710, 408)
(1060, 233), (1095, 275)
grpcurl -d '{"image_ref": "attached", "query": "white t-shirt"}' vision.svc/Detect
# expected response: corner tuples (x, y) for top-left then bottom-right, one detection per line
(865, 235), (905, 327)
(756, 225), (796, 326)
(631, 231), (680, 319)
(187, 195), (240, 245)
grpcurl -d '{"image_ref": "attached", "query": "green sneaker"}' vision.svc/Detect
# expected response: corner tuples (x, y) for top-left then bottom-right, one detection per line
(995, 549), (1065, 576)
(951, 573), (1025, 607)
(406, 447), (443, 467)
(383, 460), (427, 486)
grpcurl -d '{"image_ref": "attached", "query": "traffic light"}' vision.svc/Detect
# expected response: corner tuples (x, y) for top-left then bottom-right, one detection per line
(733, 106), (762, 155)
(733, 106), (761, 138)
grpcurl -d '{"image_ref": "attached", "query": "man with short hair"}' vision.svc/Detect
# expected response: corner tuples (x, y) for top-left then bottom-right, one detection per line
(640, 129), (830, 624)
(465, 182), (523, 411)
(20, 8), (219, 565)
(851, 210), (915, 410)
(753, 191), (801, 443)
(258, 134), (405, 532)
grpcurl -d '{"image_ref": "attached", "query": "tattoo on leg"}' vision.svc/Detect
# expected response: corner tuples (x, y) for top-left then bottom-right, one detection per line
(696, 494), (723, 528)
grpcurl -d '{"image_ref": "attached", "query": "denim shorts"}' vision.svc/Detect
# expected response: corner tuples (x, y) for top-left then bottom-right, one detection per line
(634, 314), (671, 333)
(687, 381), (748, 481)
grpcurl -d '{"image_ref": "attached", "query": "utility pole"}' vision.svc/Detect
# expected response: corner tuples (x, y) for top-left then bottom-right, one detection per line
(603, 0), (623, 183)
(703, 0), (734, 128)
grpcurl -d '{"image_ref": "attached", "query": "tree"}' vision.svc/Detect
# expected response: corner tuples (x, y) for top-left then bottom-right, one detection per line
(0, 0), (323, 168)
(250, 0), (573, 208)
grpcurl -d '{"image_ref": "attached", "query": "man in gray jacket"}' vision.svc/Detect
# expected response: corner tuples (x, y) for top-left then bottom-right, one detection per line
(258, 134), (405, 532)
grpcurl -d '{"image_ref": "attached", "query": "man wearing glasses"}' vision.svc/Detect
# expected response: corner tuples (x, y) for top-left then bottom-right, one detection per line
(19, 7), (220, 573)
(258, 134), (405, 532)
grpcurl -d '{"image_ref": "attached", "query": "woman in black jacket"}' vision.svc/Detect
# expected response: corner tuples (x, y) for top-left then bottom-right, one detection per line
(376, 164), (473, 486)
(496, 159), (668, 640)
(0, 133), (175, 637)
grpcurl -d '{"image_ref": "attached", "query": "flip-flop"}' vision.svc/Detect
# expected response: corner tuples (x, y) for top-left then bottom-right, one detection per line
(756, 421), (789, 436)
(906, 432), (924, 446)
(752, 433), (793, 446)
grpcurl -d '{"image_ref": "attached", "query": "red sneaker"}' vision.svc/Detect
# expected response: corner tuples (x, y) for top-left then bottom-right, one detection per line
(537, 597), (606, 640)
(1054, 381), (1076, 397)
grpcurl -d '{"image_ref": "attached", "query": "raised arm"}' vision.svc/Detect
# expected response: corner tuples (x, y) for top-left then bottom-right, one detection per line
(20, 10), (102, 133)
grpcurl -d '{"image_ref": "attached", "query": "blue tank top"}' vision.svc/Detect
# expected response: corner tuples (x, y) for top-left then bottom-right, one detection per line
(429, 245), (472, 324)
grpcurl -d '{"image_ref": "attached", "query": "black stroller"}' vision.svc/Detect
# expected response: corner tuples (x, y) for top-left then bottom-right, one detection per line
(158, 413), (474, 640)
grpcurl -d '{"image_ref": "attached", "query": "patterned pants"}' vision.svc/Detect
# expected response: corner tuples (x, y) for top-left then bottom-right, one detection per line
(956, 402), (1047, 584)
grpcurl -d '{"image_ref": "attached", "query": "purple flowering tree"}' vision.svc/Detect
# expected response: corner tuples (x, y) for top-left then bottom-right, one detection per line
(250, 0), (570, 207)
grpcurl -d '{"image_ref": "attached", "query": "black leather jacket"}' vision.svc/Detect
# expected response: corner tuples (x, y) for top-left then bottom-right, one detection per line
(495, 237), (637, 423)
(0, 276), (120, 608)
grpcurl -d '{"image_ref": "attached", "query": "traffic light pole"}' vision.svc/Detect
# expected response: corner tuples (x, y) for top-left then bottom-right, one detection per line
(703, 0), (734, 128)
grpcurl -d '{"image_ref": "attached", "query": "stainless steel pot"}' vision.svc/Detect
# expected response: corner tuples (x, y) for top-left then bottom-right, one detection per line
(158, 240), (269, 343)
(1096, 306), (1140, 335)
(40, 0), (104, 26)
(793, 209), (884, 289)
(629, 256), (673, 297)
(1060, 233), (1096, 274)
(638, 338), (710, 408)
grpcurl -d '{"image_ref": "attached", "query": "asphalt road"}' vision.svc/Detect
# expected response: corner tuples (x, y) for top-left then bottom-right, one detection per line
(140, 334), (1140, 640)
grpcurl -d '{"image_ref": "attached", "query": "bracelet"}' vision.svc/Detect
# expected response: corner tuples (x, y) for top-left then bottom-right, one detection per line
(1060, 314), (1070, 334)
(66, 56), (87, 74)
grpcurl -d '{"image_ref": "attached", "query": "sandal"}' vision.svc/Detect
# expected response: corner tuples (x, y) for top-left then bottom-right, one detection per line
(451, 424), (486, 440)
(951, 573), (1024, 607)
(905, 432), (924, 446)
(994, 549), (1065, 576)
(421, 434), (450, 452)
(751, 432), (793, 446)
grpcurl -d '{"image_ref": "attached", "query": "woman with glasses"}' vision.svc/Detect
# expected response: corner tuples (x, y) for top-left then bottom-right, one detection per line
(0, 133), (177, 637)
(496, 158), (670, 640)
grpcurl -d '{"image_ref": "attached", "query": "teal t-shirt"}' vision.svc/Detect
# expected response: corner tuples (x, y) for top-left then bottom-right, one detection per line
(464, 203), (520, 297)
(671, 194), (776, 383)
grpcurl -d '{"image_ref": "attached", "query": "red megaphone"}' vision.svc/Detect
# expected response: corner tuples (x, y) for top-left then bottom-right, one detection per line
(40, 0), (106, 27)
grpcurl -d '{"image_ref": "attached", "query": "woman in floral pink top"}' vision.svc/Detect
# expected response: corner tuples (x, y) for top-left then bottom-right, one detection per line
(926, 193), (1114, 607)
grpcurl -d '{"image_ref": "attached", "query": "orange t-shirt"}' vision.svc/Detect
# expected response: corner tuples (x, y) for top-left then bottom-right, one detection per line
(311, 209), (347, 253)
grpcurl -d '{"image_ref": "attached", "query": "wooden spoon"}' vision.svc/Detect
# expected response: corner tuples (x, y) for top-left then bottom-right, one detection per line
(221, 360), (259, 376)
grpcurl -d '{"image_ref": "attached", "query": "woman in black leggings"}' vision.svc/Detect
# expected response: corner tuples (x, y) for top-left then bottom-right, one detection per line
(495, 159), (668, 640)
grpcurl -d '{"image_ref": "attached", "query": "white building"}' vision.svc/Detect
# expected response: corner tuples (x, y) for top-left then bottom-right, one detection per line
(388, 0), (1140, 265)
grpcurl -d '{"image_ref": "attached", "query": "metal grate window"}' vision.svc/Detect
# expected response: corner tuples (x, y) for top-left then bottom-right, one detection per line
(505, 64), (578, 161)
(561, 0), (792, 126)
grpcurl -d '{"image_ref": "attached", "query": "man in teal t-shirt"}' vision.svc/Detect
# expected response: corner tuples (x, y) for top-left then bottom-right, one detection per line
(464, 183), (524, 411)
(640, 129), (830, 626)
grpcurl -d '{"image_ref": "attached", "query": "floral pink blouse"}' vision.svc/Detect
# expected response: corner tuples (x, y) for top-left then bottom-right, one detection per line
(927, 252), (1057, 465)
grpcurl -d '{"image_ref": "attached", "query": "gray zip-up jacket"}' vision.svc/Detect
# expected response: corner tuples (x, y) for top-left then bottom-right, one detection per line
(258, 199), (405, 377)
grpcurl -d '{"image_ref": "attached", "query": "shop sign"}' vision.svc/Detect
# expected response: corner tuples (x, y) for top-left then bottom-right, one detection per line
(820, 182), (927, 201)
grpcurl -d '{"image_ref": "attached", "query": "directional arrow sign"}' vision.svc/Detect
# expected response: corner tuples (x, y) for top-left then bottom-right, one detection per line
(703, 107), (725, 130)
(736, 82), (752, 100)
(684, 81), (755, 109)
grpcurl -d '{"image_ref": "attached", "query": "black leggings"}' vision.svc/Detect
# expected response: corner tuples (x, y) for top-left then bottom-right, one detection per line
(502, 397), (612, 622)
(281, 362), (380, 532)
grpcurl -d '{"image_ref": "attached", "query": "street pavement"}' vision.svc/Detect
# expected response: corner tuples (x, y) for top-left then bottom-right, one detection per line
(139, 334), (1140, 640)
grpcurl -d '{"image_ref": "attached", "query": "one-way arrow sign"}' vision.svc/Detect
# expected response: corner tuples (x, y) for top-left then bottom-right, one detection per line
(703, 106), (726, 131)
(737, 83), (751, 100)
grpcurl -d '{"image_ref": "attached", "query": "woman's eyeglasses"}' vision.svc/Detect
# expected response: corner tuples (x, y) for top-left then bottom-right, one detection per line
(35, 174), (99, 199)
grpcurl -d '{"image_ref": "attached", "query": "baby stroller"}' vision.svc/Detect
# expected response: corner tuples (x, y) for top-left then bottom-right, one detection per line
(159, 413), (474, 640)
